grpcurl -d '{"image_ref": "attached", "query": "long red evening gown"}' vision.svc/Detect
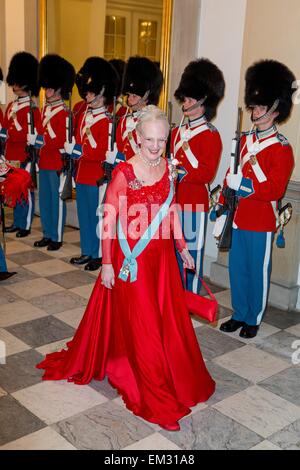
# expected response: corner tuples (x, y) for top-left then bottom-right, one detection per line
(36, 160), (215, 426)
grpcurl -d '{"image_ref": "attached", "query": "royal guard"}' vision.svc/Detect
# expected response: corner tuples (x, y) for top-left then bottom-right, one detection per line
(32, 54), (75, 251)
(0, 160), (34, 280)
(0, 52), (40, 238)
(219, 60), (295, 338)
(171, 58), (225, 293)
(65, 57), (118, 271)
(115, 56), (163, 161)
(73, 58), (101, 136)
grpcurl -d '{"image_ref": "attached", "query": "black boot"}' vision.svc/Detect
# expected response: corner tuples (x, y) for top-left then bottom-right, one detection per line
(84, 258), (102, 271)
(220, 318), (245, 332)
(0, 271), (17, 281)
(5, 225), (19, 233)
(16, 229), (31, 238)
(70, 255), (91, 265)
(34, 237), (51, 247)
(47, 241), (62, 251)
(239, 324), (259, 339)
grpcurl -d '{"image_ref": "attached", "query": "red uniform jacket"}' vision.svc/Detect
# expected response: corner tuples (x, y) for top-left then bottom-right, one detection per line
(107, 103), (128, 119)
(38, 100), (69, 171)
(171, 116), (222, 212)
(75, 106), (110, 186)
(3, 96), (41, 163)
(73, 100), (87, 136)
(116, 111), (139, 160)
(220, 127), (294, 232)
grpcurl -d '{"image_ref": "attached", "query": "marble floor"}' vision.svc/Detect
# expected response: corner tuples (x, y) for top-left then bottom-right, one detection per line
(0, 215), (300, 450)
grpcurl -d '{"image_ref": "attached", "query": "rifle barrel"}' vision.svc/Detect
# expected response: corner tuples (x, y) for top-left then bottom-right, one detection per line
(218, 107), (243, 251)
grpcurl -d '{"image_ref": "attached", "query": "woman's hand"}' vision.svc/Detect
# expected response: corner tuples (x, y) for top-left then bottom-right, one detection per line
(180, 248), (195, 270)
(101, 264), (115, 289)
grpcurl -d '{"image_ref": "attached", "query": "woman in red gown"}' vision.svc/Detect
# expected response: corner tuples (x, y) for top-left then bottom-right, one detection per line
(37, 105), (215, 431)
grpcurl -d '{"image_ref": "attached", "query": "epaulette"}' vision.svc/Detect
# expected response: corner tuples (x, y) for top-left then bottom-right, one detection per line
(207, 122), (217, 132)
(277, 133), (289, 146)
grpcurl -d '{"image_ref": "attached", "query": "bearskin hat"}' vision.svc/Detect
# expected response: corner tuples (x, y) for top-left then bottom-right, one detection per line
(76, 57), (118, 105)
(0, 67), (3, 82)
(76, 57), (102, 99)
(38, 54), (75, 100)
(245, 59), (296, 124)
(174, 58), (225, 121)
(109, 59), (125, 96)
(122, 56), (163, 105)
(6, 52), (39, 96)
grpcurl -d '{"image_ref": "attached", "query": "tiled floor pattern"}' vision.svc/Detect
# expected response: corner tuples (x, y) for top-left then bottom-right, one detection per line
(0, 216), (300, 450)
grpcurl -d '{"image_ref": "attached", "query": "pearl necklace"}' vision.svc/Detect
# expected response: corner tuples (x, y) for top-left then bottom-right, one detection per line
(138, 151), (161, 167)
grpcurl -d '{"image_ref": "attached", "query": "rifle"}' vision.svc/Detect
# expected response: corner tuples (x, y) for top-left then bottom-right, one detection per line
(166, 101), (173, 160)
(216, 107), (243, 251)
(60, 93), (74, 201)
(209, 184), (221, 211)
(97, 95), (117, 187)
(0, 192), (6, 254)
(26, 92), (39, 188)
(0, 133), (4, 159)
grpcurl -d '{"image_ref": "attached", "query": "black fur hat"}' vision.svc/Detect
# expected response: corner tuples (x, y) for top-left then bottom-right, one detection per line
(245, 59), (296, 124)
(6, 52), (39, 96)
(39, 54), (75, 100)
(0, 67), (3, 82)
(109, 59), (125, 96)
(122, 56), (163, 105)
(76, 57), (102, 99)
(76, 57), (118, 105)
(174, 58), (225, 121)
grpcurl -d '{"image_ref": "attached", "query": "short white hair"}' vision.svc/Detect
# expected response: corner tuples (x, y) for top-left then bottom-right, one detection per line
(136, 105), (170, 137)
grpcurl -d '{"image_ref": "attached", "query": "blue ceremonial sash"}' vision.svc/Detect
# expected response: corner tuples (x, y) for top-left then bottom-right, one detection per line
(117, 180), (174, 282)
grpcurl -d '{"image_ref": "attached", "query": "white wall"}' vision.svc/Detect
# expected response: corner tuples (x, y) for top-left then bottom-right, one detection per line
(196, 0), (247, 273)
(239, 0), (300, 181)
(3, 0), (26, 103)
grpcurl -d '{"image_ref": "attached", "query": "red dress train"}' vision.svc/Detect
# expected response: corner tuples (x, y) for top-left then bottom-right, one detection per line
(37, 161), (215, 426)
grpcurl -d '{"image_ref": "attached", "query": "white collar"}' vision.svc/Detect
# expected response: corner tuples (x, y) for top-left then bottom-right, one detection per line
(87, 105), (106, 116)
(46, 99), (64, 109)
(256, 125), (277, 140)
(16, 95), (30, 104)
(188, 114), (207, 129)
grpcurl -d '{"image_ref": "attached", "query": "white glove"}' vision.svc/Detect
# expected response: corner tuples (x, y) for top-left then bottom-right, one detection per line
(226, 166), (242, 191)
(64, 136), (76, 155)
(27, 133), (37, 146)
(213, 214), (227, 238)
(105, 143), (118, 164)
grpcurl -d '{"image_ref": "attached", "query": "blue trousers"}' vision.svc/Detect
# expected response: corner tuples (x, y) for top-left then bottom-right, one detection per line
(13, 162), (34, 230)
(76, 183), (101, 259)
(229, 228), (273, 326)
(0, 243), (7, 272)
(176, 210), (207, 294)
(39, 169), (66, 242)
(13, 192), (35, 230)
